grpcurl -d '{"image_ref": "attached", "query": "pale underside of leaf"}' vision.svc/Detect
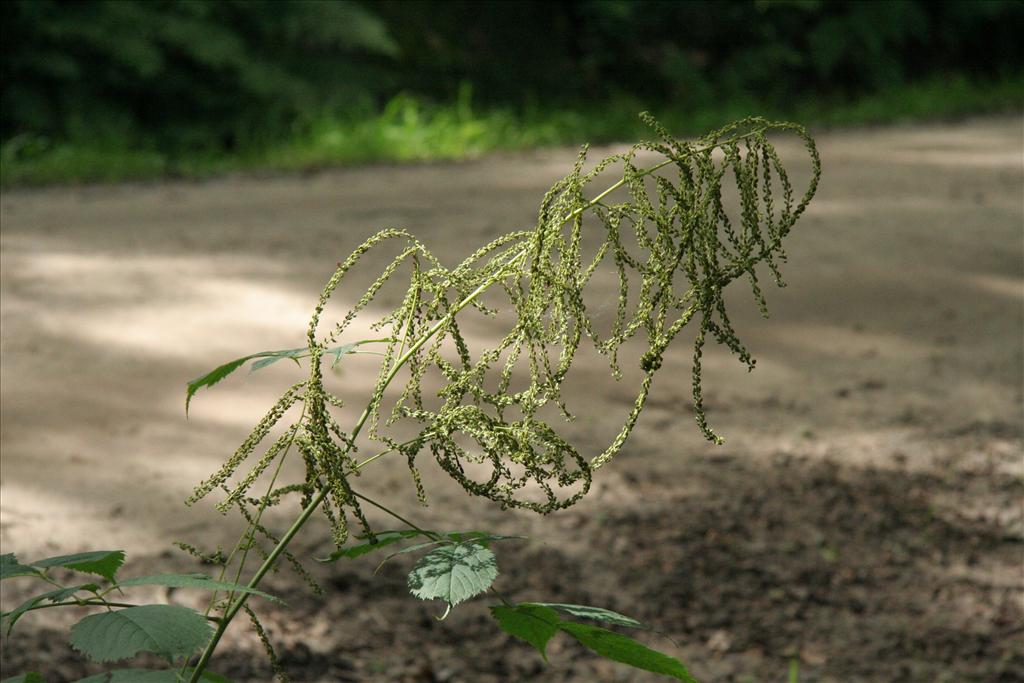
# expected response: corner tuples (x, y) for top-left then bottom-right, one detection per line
(407, 542), (498, 607)
(531, 602), (646, 629)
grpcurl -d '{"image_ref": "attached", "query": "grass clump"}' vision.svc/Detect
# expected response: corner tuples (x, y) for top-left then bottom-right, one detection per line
(1, 74), (1019, 188)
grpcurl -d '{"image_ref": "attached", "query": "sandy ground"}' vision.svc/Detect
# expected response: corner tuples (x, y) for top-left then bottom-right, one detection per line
(1, 117), (1022, 682)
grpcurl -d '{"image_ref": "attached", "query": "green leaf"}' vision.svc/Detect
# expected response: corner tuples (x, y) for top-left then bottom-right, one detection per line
(324, 341), (362, 368)
(371, 540), (452, 574)
(1, 554), (40, 580)
(69, 605), (214, 663)
(407, 542), (498, 607)
(319, 528), (524, 563)
(2, 673), (46, 683)
(318, 530), (425, 562)
(248, 347), (306, 371)
(74, 669), (231, 682)
(445, 531), (527, 546)
(490, 604), (560, 661)
(31, 551), (125, 582)
(186, 357), (249, 414)
(532, 603), (646, 629)
(186, 342), (362, 414)
(3, 584), (96, 634)
(113, 574), (283, 604)
(557, 621), (698, 682)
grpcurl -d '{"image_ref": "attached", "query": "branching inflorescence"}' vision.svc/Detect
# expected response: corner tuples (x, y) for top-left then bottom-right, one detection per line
(187, 113), (820, 550)
(0, 115), (822, 683)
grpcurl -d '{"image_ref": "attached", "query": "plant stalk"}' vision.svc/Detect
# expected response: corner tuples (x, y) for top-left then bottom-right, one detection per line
(185, 155), (686, 681)
(186, 244), (528, 682)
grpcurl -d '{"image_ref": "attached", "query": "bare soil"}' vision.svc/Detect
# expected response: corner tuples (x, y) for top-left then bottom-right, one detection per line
(1, 117), (1022, 683)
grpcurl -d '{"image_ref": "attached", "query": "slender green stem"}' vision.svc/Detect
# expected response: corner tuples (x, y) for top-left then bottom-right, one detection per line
(187, 487), (329, 679)
(186, 251), (526, 682)
(37, 574), (65, 590)
(350, 490), (441, 541)
(195, 337), (394, 624)
(181, 408), (306, 680)
(225, 414), (305, 592)
(351, 432), (437, 470)
(489, 586), (513, 607)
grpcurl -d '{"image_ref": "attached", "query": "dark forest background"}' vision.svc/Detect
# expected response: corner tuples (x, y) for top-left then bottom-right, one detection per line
(2, 0), (1022, 184)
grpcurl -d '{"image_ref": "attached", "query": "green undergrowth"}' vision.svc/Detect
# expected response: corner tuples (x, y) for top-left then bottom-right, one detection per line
(2, 73), (1020, 187)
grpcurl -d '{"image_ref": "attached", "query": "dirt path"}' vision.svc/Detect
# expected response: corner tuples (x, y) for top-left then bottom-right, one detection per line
(1, 117), (1022, 682)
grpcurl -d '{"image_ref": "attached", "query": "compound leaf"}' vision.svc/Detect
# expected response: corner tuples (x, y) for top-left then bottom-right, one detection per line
(490, 603), (560, 661)
(32, 551), (125, 583)
(407, 542), (497, 607)
(533, 603), (646, 629)
(69, 605), (213, 663)
(113, 574), (282, 604)
(74, 669), (231, 682)
(557, 621), (698, 682)
(186, 342), (362, 413)
(1, 554), (40, 580)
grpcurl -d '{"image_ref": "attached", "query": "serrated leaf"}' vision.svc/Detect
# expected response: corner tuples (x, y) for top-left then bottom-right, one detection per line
(490, 604), (560, 661)
(186, 357), (249, 414)
(186, 342), (362, 414)
(557, 622), (698, 682)
(69, 605), (213, 663)
(533, 603), (646, 629)
(407, 542), (497, 607)
(113, 574), (283, 604)
(3, 584), (94, 634)
(318, 530), (425, 562)
(32, 551), (125, 582)
(1, 673), (46, 683)
(1, 554), (40, 580)
(74, 669), (231, 682)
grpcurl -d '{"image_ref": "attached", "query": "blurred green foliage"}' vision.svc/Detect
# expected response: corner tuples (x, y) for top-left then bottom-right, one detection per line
(1, 0), (1022, 184)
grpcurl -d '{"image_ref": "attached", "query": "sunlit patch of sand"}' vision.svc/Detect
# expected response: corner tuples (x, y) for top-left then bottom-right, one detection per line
(965, 273), (1024, 300)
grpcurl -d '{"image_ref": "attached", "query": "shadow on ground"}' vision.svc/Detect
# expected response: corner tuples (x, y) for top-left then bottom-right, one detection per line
(6, 448), (1021, 683)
